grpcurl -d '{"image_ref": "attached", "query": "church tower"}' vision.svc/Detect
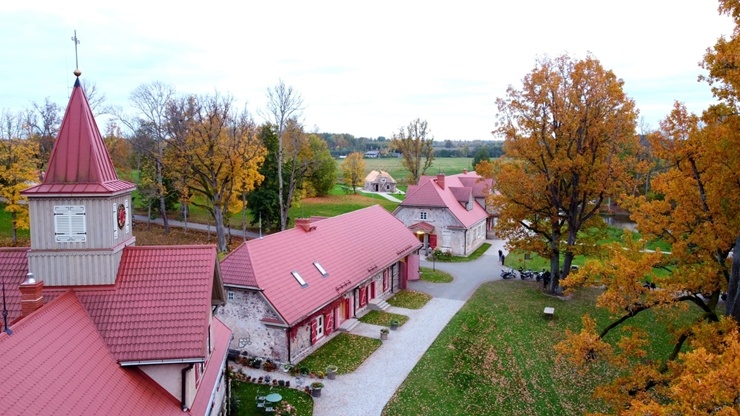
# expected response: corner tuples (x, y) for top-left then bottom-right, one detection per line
(21, 71), (136, 286)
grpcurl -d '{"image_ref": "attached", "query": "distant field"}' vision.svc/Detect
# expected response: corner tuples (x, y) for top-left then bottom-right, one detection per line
(345, 157), (475, 185)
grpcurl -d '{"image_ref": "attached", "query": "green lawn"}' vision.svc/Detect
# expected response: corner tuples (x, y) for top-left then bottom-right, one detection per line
(359, 157), (475, 185)
(431, 243), (492, 262)
(230, 380), (313, 416)
(296, 333), (382, 376)
(358, 310), (409, 327)
(419, 267), (454, 283)
(382, 280), (698, 416)
(0, 204), (30, 246)
(386, 290), (432, 309)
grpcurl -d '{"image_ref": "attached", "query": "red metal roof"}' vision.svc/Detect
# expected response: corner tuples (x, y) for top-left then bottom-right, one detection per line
(0, 291), (186, 415)
(0, 248), (30, 322)
(408, 221), (435, 233)
(22, 77), (134, 196)
(220, 205), (421, 325)
(400, 175), (488, 228)
(0, 245), (222, 363)
(82, 245), (221, 362)
(189, 317), (231, 416)
(455, 172), (493, 199)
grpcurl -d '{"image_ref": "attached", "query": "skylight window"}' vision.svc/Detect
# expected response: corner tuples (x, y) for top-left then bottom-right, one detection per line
(291, 271), (308, 287)
(313, 261), (328, 277)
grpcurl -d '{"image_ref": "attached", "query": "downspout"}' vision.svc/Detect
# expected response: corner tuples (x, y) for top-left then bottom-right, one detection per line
(287, 326), (292, 363)
(464, 229), (468, 256)
(353, 288), (357, 317)
(181, 363), (194, 411)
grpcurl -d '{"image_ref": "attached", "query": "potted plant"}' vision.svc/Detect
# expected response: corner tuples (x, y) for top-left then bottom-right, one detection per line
(281, 363), (292, 373)
(311, 381), (324, 397)
(380, 328), (389, 340)
(390, 319), (400, 330)
(326, 365), (338, 380)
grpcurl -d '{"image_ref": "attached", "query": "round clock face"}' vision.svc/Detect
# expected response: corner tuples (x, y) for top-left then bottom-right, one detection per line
(117, 204), (126, 229)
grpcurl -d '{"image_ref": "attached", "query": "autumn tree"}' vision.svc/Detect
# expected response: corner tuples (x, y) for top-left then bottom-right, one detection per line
(262, 80), (304, 231)
(391, 118), (434, 184)
(303, 133), (337, 197)
(490, 54), (640, 292)
(341, 152), (365, 194)
(556, 101), (740, 414)
(0, 109), (39, 244)
(114, 82), (176, 233)
(166, 93), (265, 252)
(25, 98), (62, 170)
(554, 3), (740, 408)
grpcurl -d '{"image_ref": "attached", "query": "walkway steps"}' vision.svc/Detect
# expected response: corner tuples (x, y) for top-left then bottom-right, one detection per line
(368, 298), (390, 311)
(337, 318), (359, 332)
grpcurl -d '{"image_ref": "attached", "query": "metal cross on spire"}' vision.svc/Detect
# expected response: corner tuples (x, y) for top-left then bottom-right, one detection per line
(71, 30), (80, 71)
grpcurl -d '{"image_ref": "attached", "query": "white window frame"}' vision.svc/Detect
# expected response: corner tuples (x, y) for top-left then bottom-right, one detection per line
(316, 315), (324, 339)
(420, 211), (428, 220)
(227, 291), (234, 301)
(313, 261), (328, 277)
(291, 271), (307, 287)
(54, 205), (87, 243)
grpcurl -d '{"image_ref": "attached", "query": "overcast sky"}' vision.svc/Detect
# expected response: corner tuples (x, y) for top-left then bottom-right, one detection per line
(0, 1), (734, 141)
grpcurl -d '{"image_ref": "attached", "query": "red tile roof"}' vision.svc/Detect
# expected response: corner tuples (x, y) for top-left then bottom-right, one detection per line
(0, 248), (30, 321)
(83, 245), (222, 362)
(400, 175), (488, 228)
(220, 205), (421, 325)
(189, 317), (231, 416)
(455, 171), (493, 199)
(0, 291), (185, 415)
(408, 221), (435, 233)
(0, 245), (223, 363)
(22, 77), (134, 196)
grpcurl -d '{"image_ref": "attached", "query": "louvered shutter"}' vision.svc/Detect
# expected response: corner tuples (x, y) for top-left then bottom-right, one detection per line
(310, 319), (317, 345)
(325, 310), (334, 335)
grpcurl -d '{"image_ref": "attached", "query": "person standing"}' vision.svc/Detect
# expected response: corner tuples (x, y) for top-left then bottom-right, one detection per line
(498, 250), (503, 265)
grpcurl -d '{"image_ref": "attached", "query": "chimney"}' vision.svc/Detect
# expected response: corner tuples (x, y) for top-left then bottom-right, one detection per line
(295, 218), (316, 232)
(436, 173), (445, 189)
(19, 273), (44, 318)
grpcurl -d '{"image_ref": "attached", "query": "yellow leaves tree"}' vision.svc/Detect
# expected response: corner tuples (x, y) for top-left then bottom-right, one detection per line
(0, 110), (39, 245)
(166, 93), (265, 252)
(341, 152), (365, 194)
(0, 137), (38, 245)
(491, 53), (640, 292)
(391, 118), (434, 184)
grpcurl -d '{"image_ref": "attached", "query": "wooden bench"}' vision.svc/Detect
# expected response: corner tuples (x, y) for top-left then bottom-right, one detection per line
(543, 307), (555, 318)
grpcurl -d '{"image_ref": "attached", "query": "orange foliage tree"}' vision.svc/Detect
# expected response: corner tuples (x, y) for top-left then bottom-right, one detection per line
(488, 53), (640, 292)
(556, 2), (740, 412)
(166, 93), (265, 253)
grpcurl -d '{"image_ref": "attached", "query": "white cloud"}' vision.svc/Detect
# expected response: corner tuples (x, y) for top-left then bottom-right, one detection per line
(0, 0), (734, 140)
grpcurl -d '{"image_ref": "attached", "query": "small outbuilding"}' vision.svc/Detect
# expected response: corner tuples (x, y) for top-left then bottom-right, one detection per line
(363, 170), (397, 193)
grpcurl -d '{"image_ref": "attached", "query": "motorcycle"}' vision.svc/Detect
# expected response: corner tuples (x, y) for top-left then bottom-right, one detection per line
(500, 268), (517, 279)
(518, 267), (535, 280)
(533, 269), (547, 282)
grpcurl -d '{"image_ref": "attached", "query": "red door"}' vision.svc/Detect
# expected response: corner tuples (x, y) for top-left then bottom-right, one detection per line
(429, 234), (438, 249)
(370, 282), (376, 300)
(343, 298), (351, 318)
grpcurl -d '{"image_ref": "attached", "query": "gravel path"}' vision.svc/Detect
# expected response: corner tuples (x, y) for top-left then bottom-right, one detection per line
(311, 238), (509, 416)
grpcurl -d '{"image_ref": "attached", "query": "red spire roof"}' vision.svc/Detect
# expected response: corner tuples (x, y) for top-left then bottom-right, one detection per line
(22, 76), (135, 195)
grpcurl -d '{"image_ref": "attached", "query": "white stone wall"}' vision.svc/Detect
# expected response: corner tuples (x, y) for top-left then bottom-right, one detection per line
(221, 262), (406, 364)
(217, 290), (288, 361)
(394, 206), (486, 256)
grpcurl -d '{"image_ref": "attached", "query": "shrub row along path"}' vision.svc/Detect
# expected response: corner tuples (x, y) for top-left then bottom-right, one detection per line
(315, 238), (508, 416)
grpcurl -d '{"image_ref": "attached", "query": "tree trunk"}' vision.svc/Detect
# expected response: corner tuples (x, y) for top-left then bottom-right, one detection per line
(726, 236), (740, 324)
(548, 230), (561, 293)
(11, 213), (17, 245)
(156, 160), (169, 234)
(214, 205), (228, 253)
